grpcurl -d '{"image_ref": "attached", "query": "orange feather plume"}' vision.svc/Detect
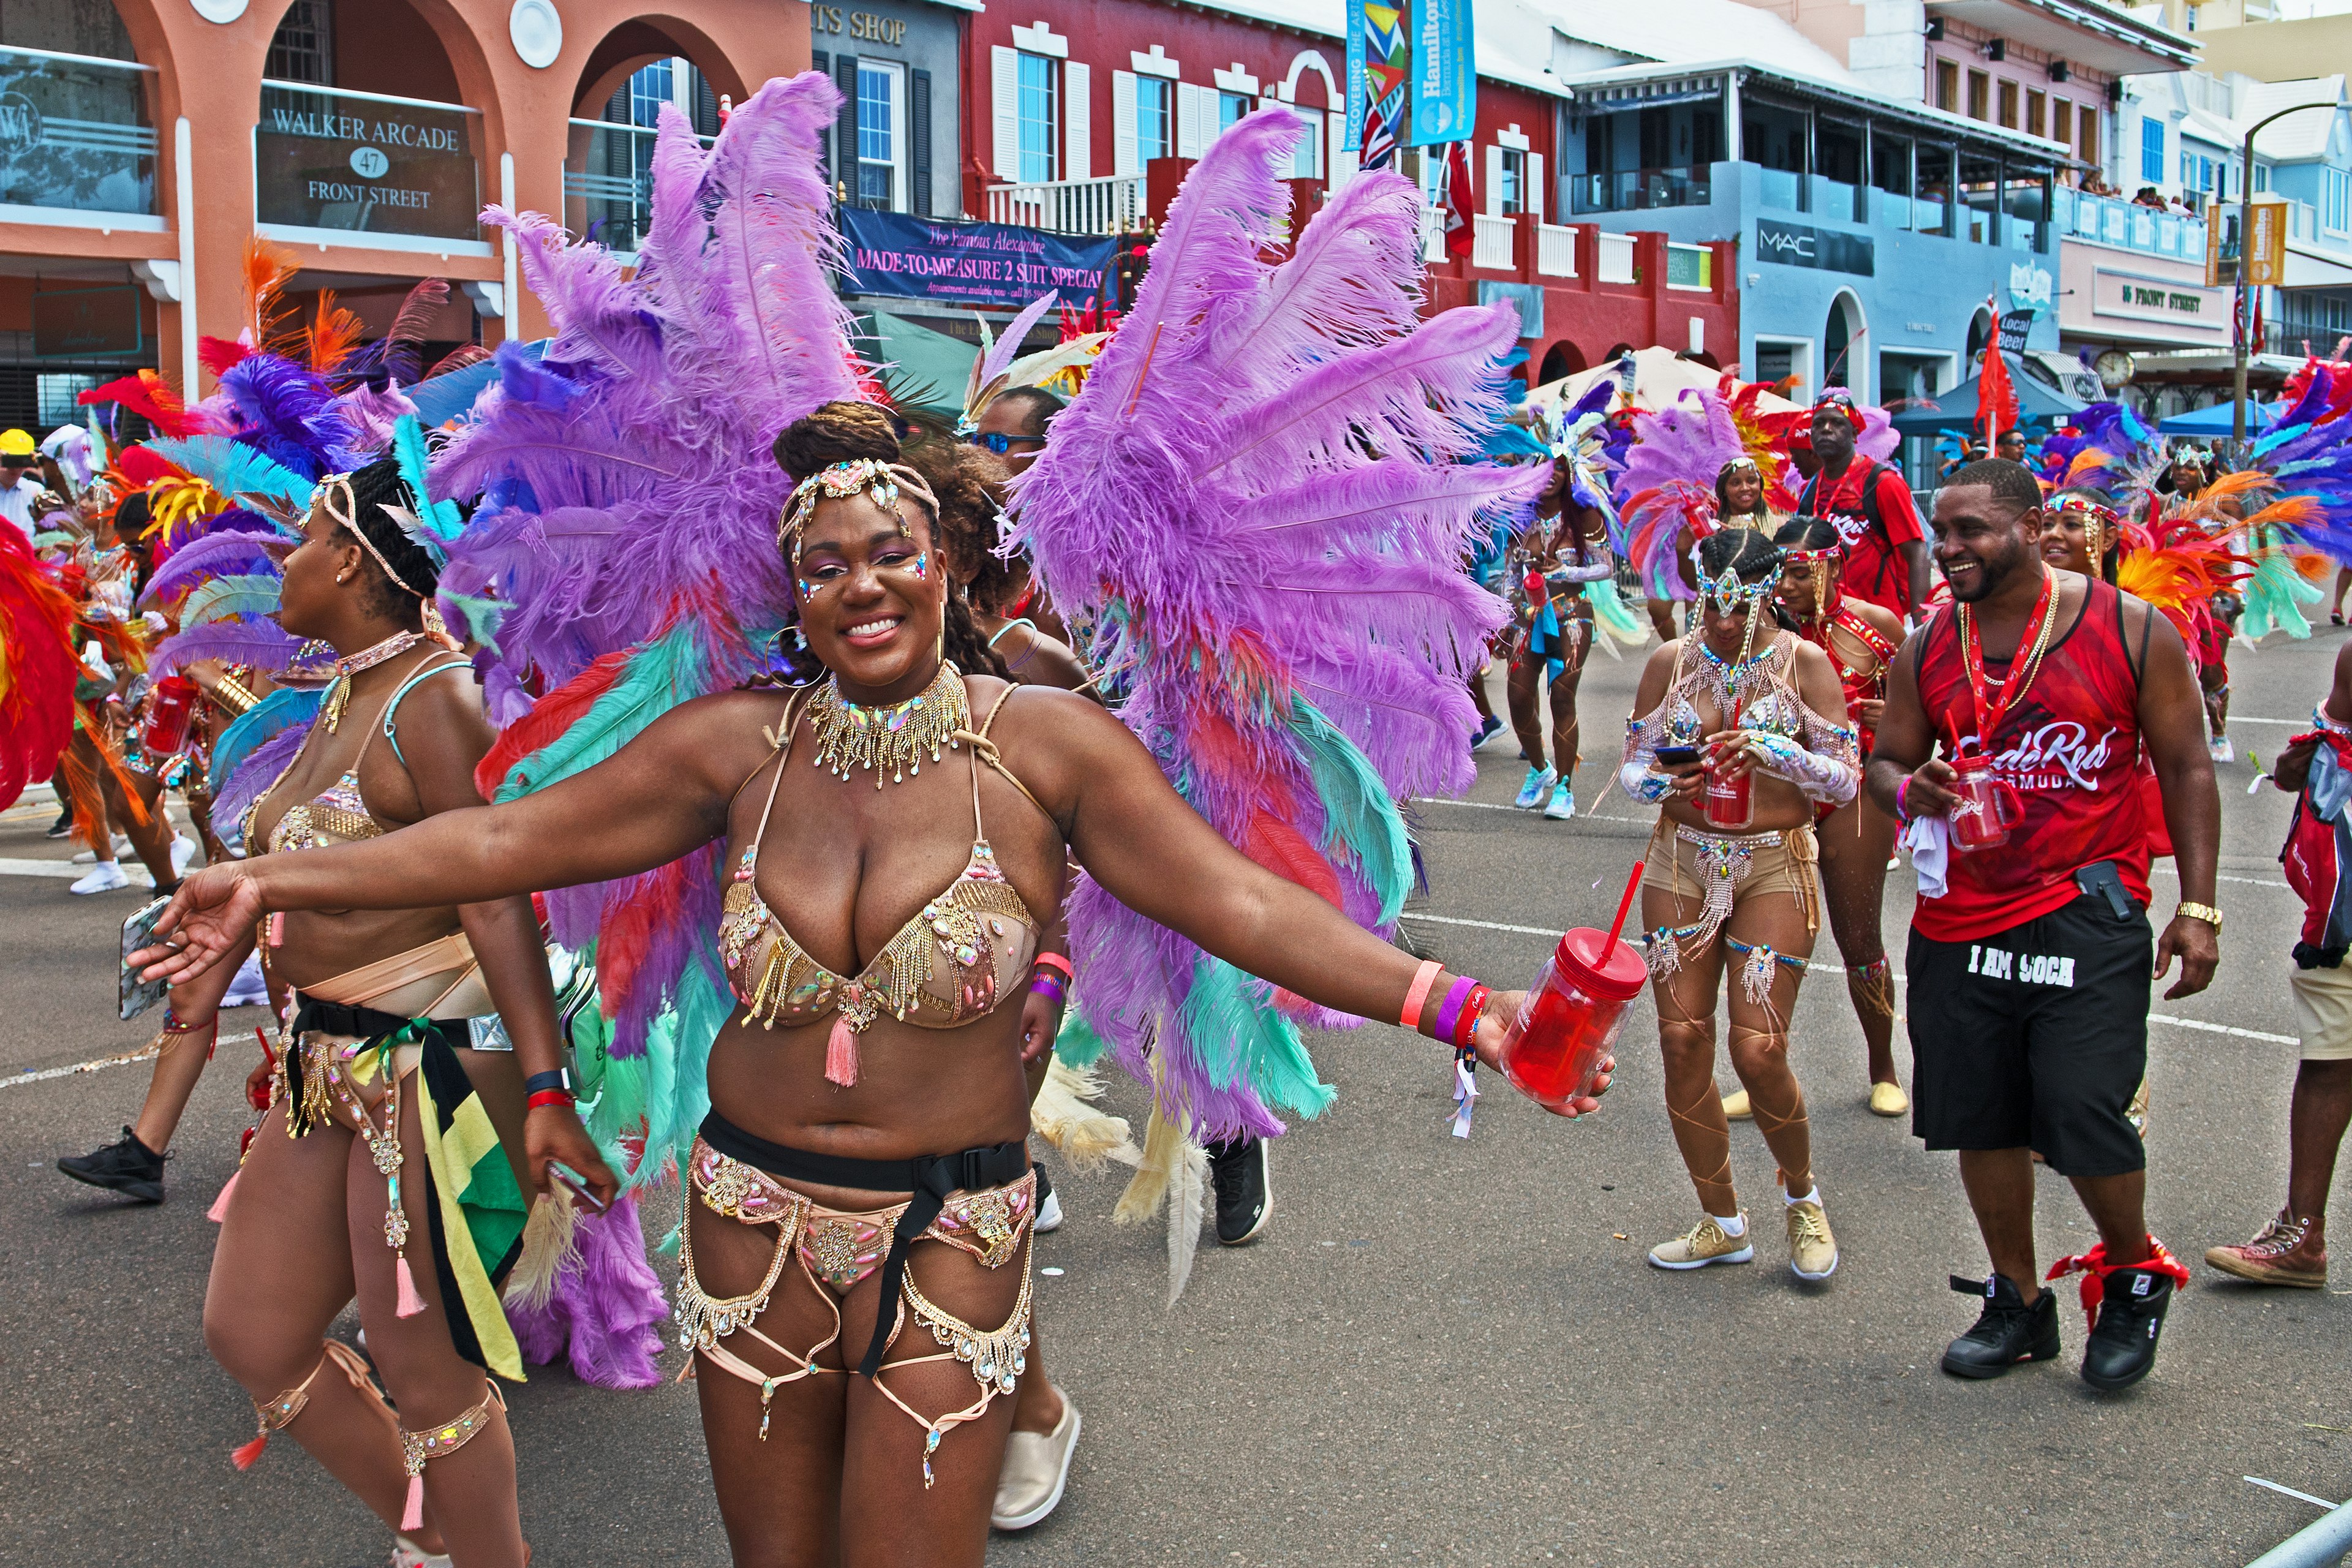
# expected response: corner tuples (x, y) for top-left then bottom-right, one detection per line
(243, 237), (304, 359)
(306, 289), (366, 377)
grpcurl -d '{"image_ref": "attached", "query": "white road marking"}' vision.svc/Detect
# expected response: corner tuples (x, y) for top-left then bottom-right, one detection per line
(0, 858), (159, 884)
(3, 1044), (160, 1090)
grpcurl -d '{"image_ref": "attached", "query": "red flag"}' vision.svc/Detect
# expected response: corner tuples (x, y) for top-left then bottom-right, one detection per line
(1441, 141), (1475, 259)
(1977, 314), (2018, 446)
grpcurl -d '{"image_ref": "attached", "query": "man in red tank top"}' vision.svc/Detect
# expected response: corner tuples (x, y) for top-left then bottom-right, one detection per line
(1868, 459), (2220, 1393)
(1796, 393), (1929, 624)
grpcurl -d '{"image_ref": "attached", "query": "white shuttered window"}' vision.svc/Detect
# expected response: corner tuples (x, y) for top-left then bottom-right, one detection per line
(1112, 69), (1140, 176)
(1064, 61), (1091, 181)
(991, 46), (1020, 179)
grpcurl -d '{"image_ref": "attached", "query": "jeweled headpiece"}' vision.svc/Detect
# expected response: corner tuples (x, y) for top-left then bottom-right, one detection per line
(775, 458), (940, 572)
(2049, 492), (2121, 563)
(316, 470), (456, 644)
(1698, 556), (1781, 617)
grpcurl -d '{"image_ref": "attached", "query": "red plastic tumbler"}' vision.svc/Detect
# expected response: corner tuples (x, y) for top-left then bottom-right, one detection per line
(1499, 925), (1648, 1112)
(1702, 751), (1754, 830)
(1949, 748), (2022, 851)
(141, 676), (197, 757)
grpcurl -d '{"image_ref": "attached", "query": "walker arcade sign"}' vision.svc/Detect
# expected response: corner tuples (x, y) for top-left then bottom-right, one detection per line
(254, 85), (479, 241)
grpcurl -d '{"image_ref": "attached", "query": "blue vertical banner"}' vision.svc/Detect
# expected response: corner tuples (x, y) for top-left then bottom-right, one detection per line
(1407, 0), (1475, 147)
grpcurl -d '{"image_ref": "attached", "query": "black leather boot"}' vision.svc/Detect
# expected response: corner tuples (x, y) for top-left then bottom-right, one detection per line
(1940, 1272), (2060, 1378)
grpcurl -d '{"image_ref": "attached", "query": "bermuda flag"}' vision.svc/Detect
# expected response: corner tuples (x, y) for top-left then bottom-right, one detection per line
(1362, 90), (1400, 169)
(1439, 140), (1474, 257)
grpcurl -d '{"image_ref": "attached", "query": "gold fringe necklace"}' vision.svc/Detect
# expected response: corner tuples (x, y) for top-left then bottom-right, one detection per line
(807, 662), (968, 787)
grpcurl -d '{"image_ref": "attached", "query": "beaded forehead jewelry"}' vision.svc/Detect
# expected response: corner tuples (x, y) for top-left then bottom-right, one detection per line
(1698, 559), (1779, 617)
(315, 472), (457, 644)
(2049, 492), (2121, 561)
(776, 459), (940, 581)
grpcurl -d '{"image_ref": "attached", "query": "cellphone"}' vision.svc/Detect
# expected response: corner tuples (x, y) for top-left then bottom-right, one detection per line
(548, 1163), (609, 1215)
(119, 896), (172, 1022)
(1654, 745), (1703, 767)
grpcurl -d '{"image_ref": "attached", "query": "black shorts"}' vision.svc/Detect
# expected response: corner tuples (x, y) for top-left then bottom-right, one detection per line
(1906, 889), (2152, 1177)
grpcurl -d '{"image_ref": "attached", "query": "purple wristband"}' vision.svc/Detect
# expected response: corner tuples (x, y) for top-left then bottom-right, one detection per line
(1430, 976), (1477, 1044)
(1029, 974), (1067, 1006)
(1895, 775), (1912, 825)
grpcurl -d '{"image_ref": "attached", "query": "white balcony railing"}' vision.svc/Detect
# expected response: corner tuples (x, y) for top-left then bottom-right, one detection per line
(985, 173), (1144, 235)
(1536, 222), (1577, 277)
(1470, 211), (1515, 270)
(1597, 231), (1637, 284)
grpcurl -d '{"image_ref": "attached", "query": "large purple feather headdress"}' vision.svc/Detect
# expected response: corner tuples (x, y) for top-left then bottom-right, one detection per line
(1012, 107), (1534, 1141)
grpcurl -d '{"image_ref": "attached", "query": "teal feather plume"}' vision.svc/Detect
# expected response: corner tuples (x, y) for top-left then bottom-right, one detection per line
(492, 624), (710, 802)
(145, 435), (312, 508)
(1289, 699), (1411, 926)
(1172, 958), (1338, 1120)
(180, 573), (284, 628)
(390, 413), (464, 564)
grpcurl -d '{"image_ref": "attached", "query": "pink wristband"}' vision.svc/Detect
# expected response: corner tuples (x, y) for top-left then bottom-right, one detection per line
(1399, 960), (1444, 1031)
(1430, 976), (1477, 1043)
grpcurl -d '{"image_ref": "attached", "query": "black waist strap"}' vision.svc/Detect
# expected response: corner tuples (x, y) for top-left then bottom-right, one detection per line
(698, 1110), (1029, 1379)
(290, 992), (421, 1042)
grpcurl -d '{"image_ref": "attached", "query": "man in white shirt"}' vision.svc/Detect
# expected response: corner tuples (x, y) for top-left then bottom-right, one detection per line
(0, 428), (47, 545)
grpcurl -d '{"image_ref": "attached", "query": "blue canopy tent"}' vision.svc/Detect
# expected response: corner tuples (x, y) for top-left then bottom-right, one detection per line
(2155, 400), (2285, 436)
(1887, 362), (2090, 435)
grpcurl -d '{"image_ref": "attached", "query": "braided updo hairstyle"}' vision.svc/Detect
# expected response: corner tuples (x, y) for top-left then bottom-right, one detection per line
(333, 454), (448, 627)
(771, 401), (1009, 679)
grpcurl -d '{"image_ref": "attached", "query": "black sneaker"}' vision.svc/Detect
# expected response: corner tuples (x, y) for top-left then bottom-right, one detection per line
(1207, 1135), (1272, 1246)
(1940, 1273), (2060, 1378)
(2080, 1265), (2176, 1391)
(58, 1126), (165, 1203)
(45, 805), (74, 839)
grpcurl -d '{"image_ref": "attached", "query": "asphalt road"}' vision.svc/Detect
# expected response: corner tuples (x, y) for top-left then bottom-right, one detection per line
(6, 622), (2350, 1567)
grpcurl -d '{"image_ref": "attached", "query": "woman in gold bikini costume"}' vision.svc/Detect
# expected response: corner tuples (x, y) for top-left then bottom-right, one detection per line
(195, 456), (615, 1568)
(140, 403), (1605, 1566)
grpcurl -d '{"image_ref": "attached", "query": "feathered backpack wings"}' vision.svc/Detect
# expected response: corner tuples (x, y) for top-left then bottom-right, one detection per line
(1012, 107), (1536, 1142)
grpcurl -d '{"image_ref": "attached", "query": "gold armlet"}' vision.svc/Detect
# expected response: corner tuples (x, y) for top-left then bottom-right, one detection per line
(211, 675), (260, 714)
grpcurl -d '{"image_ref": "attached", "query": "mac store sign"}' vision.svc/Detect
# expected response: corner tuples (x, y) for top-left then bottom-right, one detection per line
(254, 83), (480, 241)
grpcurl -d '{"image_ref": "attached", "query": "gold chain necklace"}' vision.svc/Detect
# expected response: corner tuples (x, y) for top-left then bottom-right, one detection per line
(321, 630), (431, 732)
(808, 663), (969, 787)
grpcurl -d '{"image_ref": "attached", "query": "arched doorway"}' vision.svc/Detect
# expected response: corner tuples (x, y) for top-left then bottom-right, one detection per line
(1537, 340), (1585, 386)
(1822, 290), (1867, 401)
(1964, 306), (1994, 374)
(568, 20), (766, 252)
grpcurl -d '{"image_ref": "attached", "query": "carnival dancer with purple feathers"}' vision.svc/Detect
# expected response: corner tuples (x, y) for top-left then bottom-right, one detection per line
(134, 80), (1606, 1566)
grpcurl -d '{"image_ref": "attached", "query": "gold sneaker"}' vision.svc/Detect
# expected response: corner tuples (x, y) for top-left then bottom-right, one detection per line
(1869, 1080), (1909, 1117)
(1786, 1195), (1839, 1281)
(1648, 1212), (1755, 1270)
(992, 1388), (1080, 1531)
(1721, 1088), (1753, 1120)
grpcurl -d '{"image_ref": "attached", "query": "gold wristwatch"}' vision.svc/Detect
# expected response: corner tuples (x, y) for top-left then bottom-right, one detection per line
(2176, 900), (2222, 932)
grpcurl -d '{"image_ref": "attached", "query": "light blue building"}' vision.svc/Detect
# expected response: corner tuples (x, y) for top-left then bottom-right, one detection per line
(1553, 56), (2071, 409)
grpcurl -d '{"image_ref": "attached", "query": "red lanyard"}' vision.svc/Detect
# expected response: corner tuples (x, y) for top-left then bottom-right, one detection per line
(1957, 569), (2056, 750)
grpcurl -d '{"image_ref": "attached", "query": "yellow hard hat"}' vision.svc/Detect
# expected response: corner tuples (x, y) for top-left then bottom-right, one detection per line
(0, 429), (34, 457)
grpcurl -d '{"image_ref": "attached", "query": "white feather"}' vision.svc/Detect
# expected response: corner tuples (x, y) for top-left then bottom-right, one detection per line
(1166, 1139), (1209, 1308)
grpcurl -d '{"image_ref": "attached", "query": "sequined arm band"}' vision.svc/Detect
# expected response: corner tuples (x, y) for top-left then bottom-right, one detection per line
(1743, 731), (1861, 807)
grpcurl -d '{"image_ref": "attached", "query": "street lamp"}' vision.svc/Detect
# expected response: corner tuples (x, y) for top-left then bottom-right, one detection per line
(2232, 100), (2335, 444)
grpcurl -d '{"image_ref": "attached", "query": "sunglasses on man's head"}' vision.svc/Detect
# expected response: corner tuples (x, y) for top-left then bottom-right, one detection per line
(967, 431), (1040, 456)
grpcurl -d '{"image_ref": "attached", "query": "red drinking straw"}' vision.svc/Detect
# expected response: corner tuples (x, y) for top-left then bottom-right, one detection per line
(1606, 861), (1643, 950)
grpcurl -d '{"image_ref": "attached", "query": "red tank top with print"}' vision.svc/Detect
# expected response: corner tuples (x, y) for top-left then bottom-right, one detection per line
(1912, 575), (2152, 942)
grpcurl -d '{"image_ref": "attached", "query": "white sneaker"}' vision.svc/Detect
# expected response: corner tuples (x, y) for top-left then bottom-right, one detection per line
(170, 834), (198, 876)
(1035, 1185), (1063, 1234)
(1543, 783), (1577, 821)
(2209, 736), (2233, 763)
(390, 1536), (452, 1567)
(223, 951), (269, 1008)
(70, 834), (131, 865)
(992, 1390), (1080, 1531)
(70, 861), (131, 895)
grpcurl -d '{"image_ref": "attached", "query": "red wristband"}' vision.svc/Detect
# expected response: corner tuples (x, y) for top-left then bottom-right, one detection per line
(1451, 984), (1491, 1049)
(1031, 952), (1074, 982)
(1399, 960), (1444, 1031)
(527, 1089), (575, 1110)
